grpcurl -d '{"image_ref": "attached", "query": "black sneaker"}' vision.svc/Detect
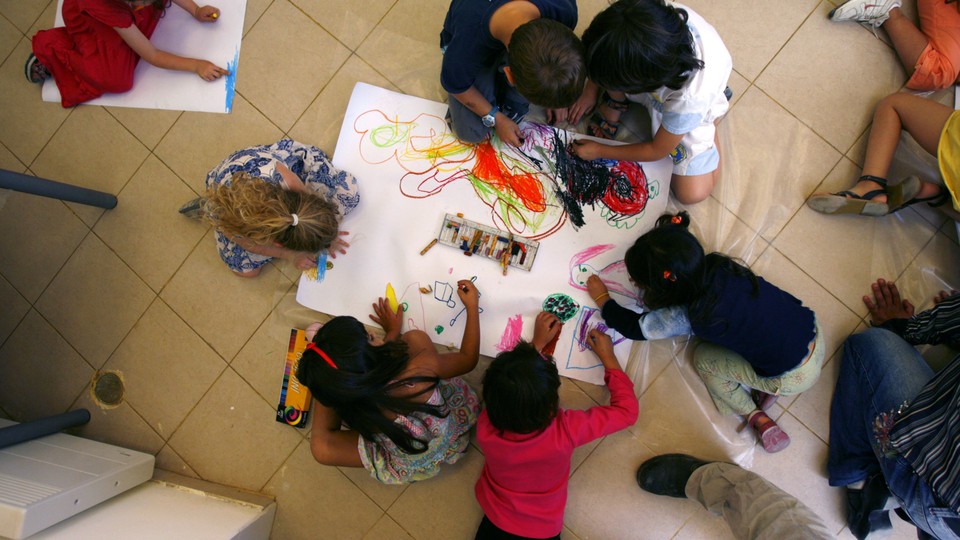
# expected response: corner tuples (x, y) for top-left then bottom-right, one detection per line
(24, 53), (51, 84)
(636, 454), (711, 498)
(846, 473), (892, 539)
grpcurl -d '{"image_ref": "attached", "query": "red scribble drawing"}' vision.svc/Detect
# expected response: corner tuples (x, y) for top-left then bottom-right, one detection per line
(353, 111), (660, 240)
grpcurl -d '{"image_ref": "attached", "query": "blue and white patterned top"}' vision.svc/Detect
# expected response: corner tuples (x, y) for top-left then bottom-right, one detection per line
(205, 138), (360, 273)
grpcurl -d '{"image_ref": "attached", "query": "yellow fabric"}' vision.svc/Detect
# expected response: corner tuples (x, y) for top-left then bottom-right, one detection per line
(939, 110), (960, 212)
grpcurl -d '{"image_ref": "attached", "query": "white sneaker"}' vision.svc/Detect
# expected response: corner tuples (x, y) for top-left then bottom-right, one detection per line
(829, 0), (901, 27)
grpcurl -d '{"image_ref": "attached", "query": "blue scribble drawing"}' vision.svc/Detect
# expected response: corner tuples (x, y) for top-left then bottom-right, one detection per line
(224, 48), (239, 113)
(564, 307), (626, 371)
(433, 281), (458, 308)
(315, 251), (328, 282)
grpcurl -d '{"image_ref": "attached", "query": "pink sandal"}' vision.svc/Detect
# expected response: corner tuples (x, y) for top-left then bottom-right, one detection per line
(749, 411), (790, 453)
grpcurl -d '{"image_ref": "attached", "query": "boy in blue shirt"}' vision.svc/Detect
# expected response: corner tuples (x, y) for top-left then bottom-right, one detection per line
(440, 0), (587, 147)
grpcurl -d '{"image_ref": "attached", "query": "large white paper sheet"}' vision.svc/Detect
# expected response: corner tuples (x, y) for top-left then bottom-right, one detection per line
(42, 0), (245, 113)
(296, 83), (673, 385)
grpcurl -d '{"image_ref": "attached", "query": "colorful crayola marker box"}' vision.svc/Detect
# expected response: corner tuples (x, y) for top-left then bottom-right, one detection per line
(276, 328), (311, 428)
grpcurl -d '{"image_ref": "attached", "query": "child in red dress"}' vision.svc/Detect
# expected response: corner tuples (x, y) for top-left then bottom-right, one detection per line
(26, 0), (228, 107)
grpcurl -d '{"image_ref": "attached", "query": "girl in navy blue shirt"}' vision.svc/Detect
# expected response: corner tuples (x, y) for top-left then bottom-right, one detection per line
(587, 212), (823, 453)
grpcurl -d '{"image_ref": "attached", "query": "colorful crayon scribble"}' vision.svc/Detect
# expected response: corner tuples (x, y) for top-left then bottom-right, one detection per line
(353, 111), (660, 239)
(543, 293), (580, 322)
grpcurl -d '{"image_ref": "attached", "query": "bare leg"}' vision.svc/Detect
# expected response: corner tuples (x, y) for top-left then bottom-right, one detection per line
(882, 8), (930, 78)
(835, 93), (952, 202)
(671, 125), (721, 205)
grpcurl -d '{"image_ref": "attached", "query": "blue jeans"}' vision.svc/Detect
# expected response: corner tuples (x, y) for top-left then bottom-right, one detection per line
(828, 328), (960, 539)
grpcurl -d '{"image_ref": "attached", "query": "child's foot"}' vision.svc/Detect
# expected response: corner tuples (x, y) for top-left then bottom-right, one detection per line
(829, 0), (901, 27)
(807, 175), (921, 216)
(748, 410), (790, 453)
(24, 53), (51, 84)
(588, 92), (629, 139)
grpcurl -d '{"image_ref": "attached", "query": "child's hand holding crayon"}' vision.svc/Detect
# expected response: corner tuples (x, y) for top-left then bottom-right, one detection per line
(194, 5), (221, 22)
(457, 279), (480, 311)
(531, 311), (561, 352)
(586, 275), (610, 308)
(586, 330), (619, 370)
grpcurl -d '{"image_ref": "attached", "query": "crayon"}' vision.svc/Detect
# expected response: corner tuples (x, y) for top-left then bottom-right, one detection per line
(420, 238), (438, 255)
(385, 283), (399, 313)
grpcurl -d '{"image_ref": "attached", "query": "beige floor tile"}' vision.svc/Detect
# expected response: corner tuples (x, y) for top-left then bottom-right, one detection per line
(777, 158), (936, 314)
(0, 40), (71, 165)
(103, 299), (226, 438)
(70, 389), (166, 455)
(105, 106), (182, 151)
(337, 465), (409, 512)
(31, 105), (149, 226)
(726, 69), (750, 109)
(680, 0), (820, 82)
(627, 336), (690, 398)
(897, 229), (960, 306)
(0, 309), (92, 421)
(0, 140), (26, 170)
(787, 350), (840, 444)
(753, 246), (863, 360)
(243, 0), (273, 35)
(155, 443), (200, 479)
(0, 0), (47, 34)
(716, 87), (841, 241)
(0, 273), (29, 346)
(289, 55), (399, 156)
(387, 446), (484, 539)
(630, 357), (758, 463)
(356, 0), (447, 102)
(23, 0), (55, 37)
(755, 2), (905, 152)
(168, 368), (303, 491)
(35, 234), (154, 367)
(161, 234), (291, 360)
(238, 0), (350, 132)
(93, 155), (209, 292)
(683, 195), (768, 266)
(362, 515), (413, 540)
(153, 94), (283, 194)
(0, 13), (20, 63)
(566, 430), (697, 539)
(0, 191), (88, 302)
(748, 411), (849, 535)
(263, 440), (383, 540)
(291, 0), (394, 51)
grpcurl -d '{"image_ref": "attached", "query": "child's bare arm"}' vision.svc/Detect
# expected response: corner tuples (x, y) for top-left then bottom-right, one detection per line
(435, 279), (481, 377)
(171, 0), (220, 22)
(114, 24), (229, 81)
(308, 400), (363, 467)
(451, 87), (523, 147)
(573, 126), (683, 162)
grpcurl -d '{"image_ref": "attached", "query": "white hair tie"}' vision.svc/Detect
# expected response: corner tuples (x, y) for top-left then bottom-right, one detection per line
(291, 213), (299, 226)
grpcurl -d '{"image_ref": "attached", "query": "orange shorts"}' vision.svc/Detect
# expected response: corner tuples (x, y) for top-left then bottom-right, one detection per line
(906, 0), (960, 90)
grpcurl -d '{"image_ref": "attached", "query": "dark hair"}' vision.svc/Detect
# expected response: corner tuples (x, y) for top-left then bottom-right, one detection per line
(624, 212), (758, 326)
(582, 0), (704, 93)
(482, 341), (560, 434)
(508, 19), (586, 108)
(295, 316), (444, 454)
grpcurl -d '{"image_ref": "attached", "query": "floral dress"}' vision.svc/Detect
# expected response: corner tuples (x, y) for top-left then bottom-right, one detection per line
(358, 377), (480, 484)
(205, 138), (360, 273)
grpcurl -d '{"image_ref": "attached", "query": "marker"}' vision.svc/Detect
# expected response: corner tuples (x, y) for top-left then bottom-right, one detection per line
(385, 283), (399, 313)
(420, 238), (438, 255)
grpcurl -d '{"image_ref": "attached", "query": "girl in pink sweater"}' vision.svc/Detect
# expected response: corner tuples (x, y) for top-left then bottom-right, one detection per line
(474, 312), (639, 539)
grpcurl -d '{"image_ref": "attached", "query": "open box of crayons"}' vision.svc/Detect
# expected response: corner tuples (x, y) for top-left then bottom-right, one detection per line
(432, 213), (539, 272)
